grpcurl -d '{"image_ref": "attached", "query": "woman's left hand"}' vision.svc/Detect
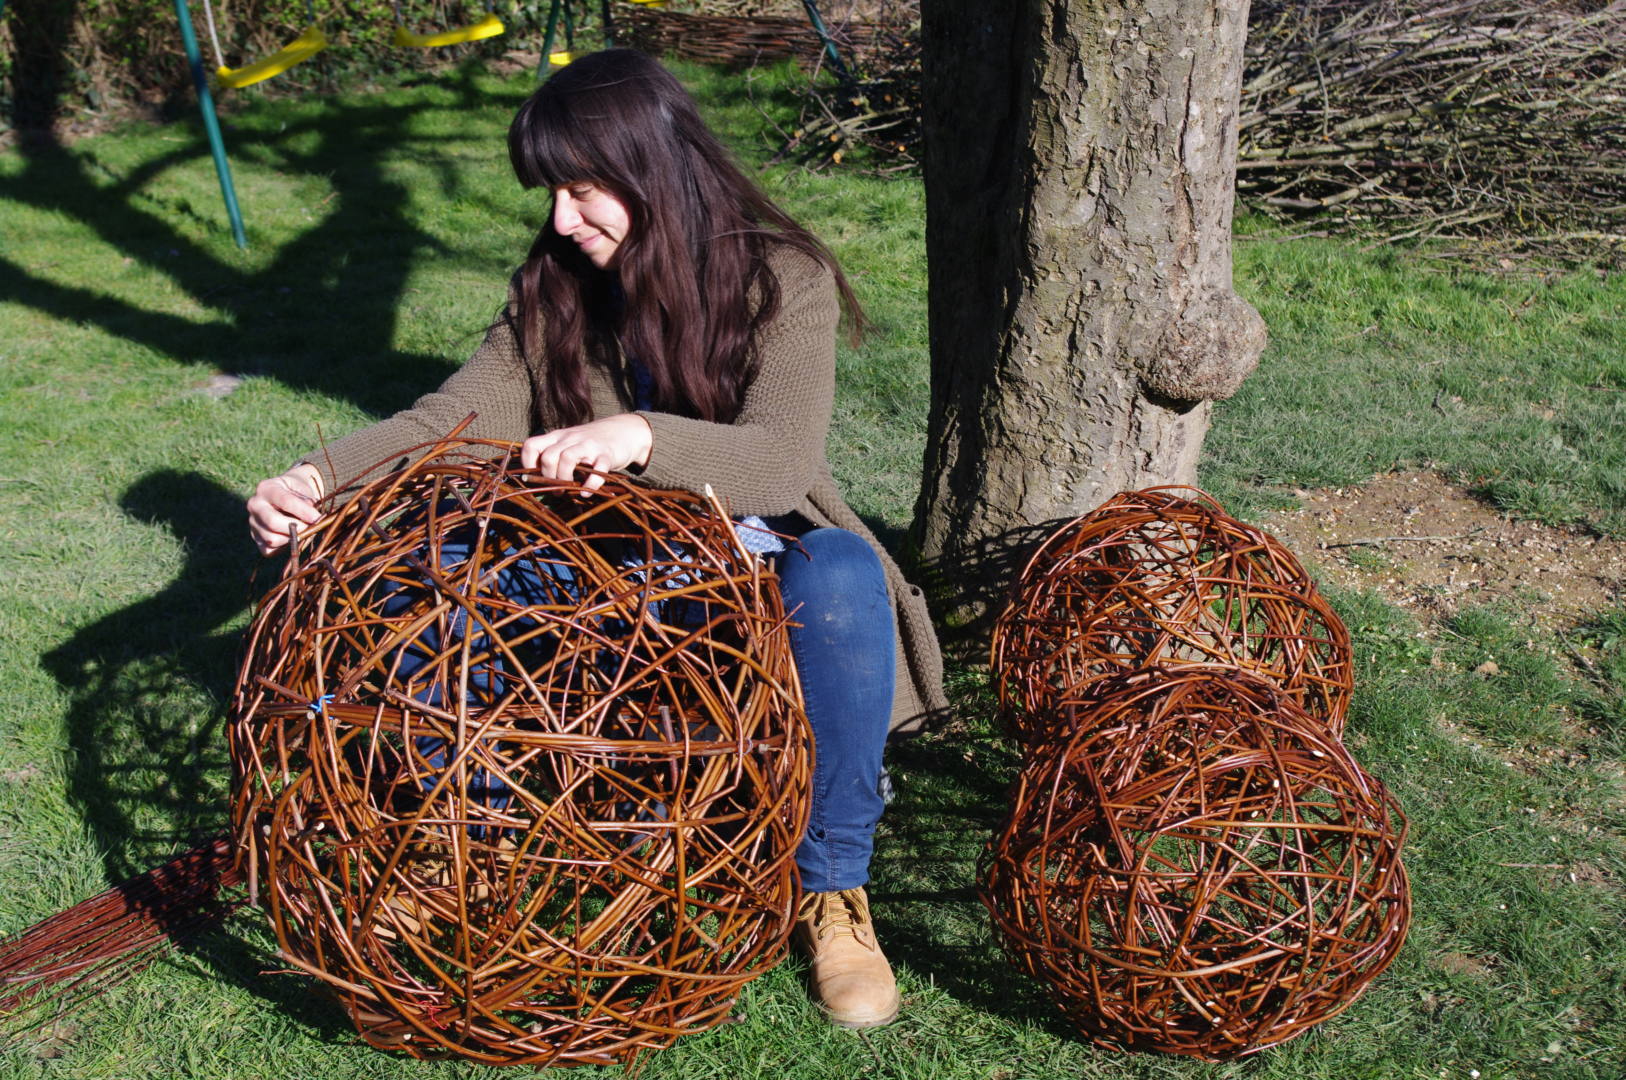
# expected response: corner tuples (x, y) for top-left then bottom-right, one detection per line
(520, 413), (653, 493)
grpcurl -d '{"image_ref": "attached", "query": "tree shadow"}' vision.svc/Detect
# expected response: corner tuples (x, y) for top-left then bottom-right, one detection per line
(911, 517), (1072, 662)
(0, 69), (542, 421)
(6, 0), (79, 133)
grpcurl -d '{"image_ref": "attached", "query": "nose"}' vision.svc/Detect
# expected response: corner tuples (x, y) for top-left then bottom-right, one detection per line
(552, 191), (581, 235)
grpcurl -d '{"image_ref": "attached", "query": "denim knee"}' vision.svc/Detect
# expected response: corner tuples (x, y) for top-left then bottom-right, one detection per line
(777, 528), (894, 892)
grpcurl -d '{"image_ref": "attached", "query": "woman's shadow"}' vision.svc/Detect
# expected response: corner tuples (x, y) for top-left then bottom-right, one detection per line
(38, 468), (356, 1037)
(41, 470), (257, 879)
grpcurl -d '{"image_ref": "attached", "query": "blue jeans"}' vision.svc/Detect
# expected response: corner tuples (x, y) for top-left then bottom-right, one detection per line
(771, 528), (895, 892)
(378, 522), (895, 892)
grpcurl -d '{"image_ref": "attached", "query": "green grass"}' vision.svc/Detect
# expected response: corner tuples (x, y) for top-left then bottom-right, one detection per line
(1209, 226), (1626, 532)
(2, 58), (1624, 1079)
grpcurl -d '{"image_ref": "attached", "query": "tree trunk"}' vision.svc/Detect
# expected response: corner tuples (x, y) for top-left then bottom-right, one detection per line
(913, 0), (1267, 633)
(6, 0), (79, 132)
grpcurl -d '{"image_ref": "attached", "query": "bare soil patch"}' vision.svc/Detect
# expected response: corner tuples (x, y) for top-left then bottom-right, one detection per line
(1261, 470), (1626, 626)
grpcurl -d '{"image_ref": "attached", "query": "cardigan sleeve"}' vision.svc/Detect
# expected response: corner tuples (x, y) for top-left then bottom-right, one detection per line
(633, 249), (839, 516)
(299, 285), (539, 499)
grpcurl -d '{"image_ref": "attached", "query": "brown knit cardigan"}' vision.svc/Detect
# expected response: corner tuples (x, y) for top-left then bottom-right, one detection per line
(298, 247), (948, 734)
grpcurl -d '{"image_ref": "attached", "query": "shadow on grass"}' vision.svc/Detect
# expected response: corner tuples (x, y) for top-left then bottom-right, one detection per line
(35, 469), (369, 1040)
(187, 913), (362, 1046)
(0, 66), (538, 420)
(40, 471), (258, 879)
(911, 517), (1069, 663)
(13, 57), (533, 884)
(867, 722), (1076, 1035)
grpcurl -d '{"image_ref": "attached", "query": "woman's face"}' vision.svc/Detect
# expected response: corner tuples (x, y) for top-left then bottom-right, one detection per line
(552, 182), (630, 269)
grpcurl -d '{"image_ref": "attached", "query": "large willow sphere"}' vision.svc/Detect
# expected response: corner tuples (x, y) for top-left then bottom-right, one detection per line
(230, 444), (811, 1068)
(992, 487), (1352, 745)
(982, 673), (1410, 1060)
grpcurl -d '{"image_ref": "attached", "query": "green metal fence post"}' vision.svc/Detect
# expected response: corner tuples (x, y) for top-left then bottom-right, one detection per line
(800, 0), (852, 82)
(537, 0), (563, 79)
(173, 0), (248, 248)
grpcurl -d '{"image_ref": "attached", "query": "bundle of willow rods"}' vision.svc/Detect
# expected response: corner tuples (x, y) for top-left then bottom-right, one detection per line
(621, 1), (923, 169)
(983, 488), (1409, 1059)
(232, 441), (811, 1066)
(0, 839), (243, 1048)
(762, 0), (1622, 257)
(616, 2), (900, 70)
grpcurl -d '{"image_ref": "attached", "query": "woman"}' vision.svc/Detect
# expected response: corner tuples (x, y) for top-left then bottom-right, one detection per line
(247, 50), (946, 1030)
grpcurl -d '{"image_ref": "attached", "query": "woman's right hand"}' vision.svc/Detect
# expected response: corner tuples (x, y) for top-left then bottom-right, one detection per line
(247, 463), (326, 555)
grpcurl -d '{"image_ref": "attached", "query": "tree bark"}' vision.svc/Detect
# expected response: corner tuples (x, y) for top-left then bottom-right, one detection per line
(6, 0), (79, 131)
(913, 0), (1266, 629)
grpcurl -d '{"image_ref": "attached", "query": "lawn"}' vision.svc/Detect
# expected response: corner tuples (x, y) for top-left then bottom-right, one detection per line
(1, 58), (1623, 1079)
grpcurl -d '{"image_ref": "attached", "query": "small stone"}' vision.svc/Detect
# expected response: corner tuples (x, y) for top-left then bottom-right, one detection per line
(196, 373), (243, 399)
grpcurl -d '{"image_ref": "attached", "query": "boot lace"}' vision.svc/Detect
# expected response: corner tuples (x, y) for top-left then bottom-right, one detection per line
(799, 887), (875, 947)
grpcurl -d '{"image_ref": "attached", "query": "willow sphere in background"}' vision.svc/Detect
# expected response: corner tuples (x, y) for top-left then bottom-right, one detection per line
(981, 673), (1410, 1060)
(230, 444), (811, 1067)
(992, 487), (1353, 745)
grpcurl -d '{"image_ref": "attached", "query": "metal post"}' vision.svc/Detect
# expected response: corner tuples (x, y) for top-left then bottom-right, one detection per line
(800, 0), (852, 82)
(600, 0), (613, 48)
(538, 0), (563, 79)
(174, 0), (247, 248)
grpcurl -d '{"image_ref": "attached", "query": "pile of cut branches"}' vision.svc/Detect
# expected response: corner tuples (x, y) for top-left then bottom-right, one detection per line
(1239, 0), (1625, 261)
(770, 0), (1624, 261)
(761, 6), (920, 173)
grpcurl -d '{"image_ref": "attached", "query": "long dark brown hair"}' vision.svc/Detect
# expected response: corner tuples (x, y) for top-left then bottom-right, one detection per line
(507, 49), (863, 426)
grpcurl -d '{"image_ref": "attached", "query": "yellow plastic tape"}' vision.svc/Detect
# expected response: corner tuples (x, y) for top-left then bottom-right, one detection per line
(214, 26), (328, 90)
(392, 12), (505, 49)
(549, 50), (575, 67)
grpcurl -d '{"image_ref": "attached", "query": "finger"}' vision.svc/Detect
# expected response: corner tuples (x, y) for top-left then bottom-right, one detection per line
(544, 443), (588, 484)
(522, 432), (563, 472)
(268, 483), (323, 525)
(580, 456), (611, 493)
(557, 445), (591, 484)
(537, 441), (565, 481)
(249, 517), (288, 555)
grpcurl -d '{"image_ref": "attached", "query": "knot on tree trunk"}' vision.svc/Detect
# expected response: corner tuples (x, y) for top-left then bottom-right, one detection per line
(1139, 290), (1266, 402)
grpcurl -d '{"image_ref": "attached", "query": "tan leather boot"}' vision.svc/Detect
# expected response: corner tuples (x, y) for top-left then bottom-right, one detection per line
(794, 886), (900, 1029)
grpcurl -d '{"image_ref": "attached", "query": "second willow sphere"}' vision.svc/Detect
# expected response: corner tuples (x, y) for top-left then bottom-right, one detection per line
(981, 674), (1410, 1060)
(992, 487), (1353, 744)
(230, 445), (811, 1068)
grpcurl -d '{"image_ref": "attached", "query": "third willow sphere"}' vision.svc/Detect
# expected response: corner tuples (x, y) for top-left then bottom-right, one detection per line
(981, 673), (1410, 1060)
